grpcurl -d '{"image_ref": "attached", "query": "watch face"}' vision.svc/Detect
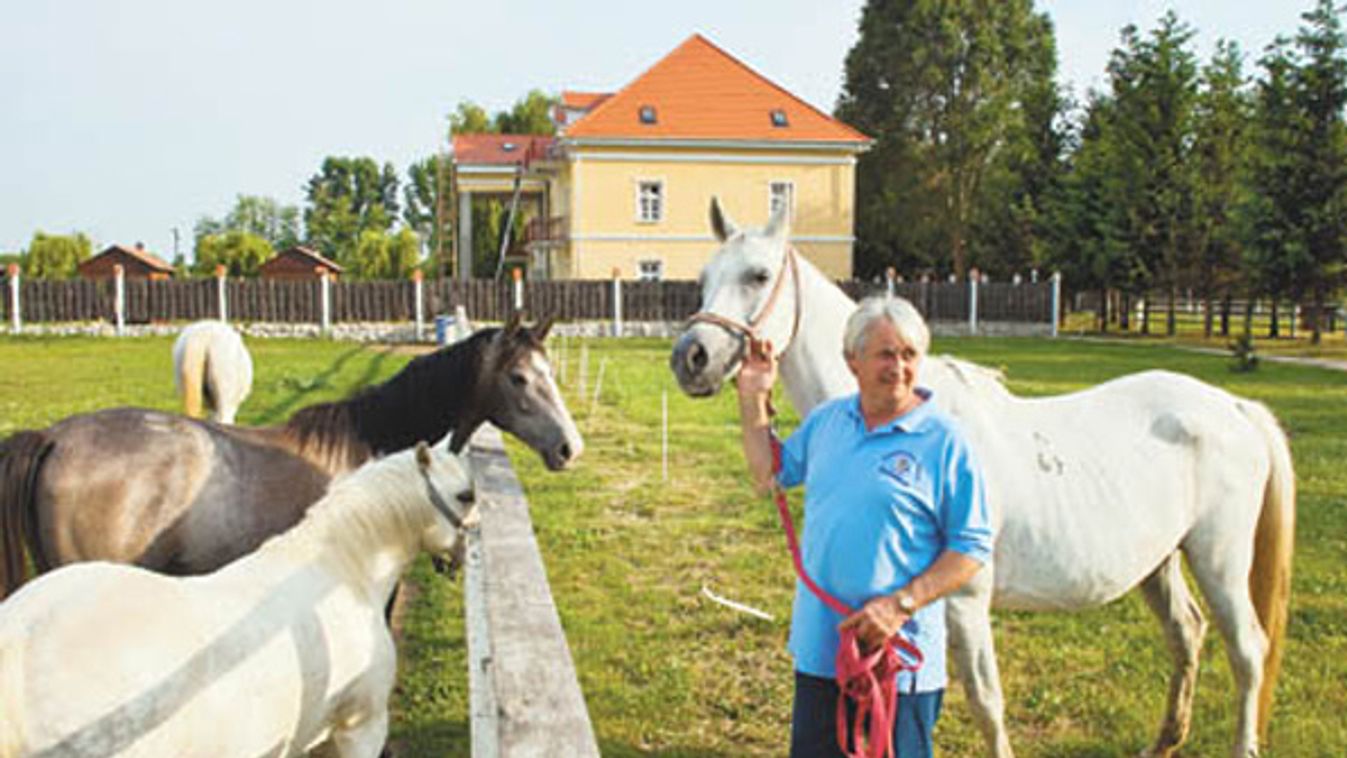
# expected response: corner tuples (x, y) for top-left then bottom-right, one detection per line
(899, 595), (916, 612)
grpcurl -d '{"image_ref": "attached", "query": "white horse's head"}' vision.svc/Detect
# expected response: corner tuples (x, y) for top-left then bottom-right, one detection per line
(413, 440), (476, 560)
(671, 197), (798, 396)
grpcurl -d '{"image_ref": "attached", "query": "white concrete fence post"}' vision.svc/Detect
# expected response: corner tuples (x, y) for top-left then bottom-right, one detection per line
(7, 263), (19, 334)
(215, 264), (228, 322)
(318, 267), (331, 336)
(611, 267), (623, 338)
(885, 266), (896, 297)
(114, 264), (126, 336)
(512, 267), (524, 312)
(413, 269), (425, 341)
(968, 267), (979, 336)
(1051, 271), (1062, 338)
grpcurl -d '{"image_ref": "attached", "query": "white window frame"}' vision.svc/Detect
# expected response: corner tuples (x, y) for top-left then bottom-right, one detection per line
(768, 180), (795, 222)
(635, 179), (664, 224)
(637, 258), (664, 282)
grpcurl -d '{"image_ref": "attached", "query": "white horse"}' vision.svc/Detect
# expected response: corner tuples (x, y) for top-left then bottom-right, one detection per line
(173, 320), (254, 424)
(670, 199), (1295, 758)
(0, 440), (476, 758)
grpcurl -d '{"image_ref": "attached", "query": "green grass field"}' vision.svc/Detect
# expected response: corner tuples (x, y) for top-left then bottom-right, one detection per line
(2, 332), (1344, 756)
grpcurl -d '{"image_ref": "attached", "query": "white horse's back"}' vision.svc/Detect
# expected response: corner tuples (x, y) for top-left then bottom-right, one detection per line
(0, 444), (474, 758)
(173, 320), (253, 424)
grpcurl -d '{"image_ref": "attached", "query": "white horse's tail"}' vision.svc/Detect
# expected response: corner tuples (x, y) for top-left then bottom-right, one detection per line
(176, 330), (209, 420)
(1242, 400), (1296, 740)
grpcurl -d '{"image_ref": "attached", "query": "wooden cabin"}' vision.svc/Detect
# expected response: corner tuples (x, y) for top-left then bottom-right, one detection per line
(77, 243), (175, 281)
(259, 246), (344, 281)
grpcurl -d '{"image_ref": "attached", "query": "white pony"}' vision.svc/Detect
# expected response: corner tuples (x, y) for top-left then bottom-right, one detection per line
(0, 441), (475, 758)
(173, 320), (254, 424)
(670, 199), (1295, 758)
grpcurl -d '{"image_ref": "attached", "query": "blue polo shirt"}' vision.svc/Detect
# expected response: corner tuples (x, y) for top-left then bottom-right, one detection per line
(775, 388), (992, 692)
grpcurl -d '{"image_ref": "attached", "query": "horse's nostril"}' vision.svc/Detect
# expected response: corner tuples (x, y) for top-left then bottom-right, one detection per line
(688, 342), (707, 373)
(558, 442), (572, 461)
(457, 489), (475, 505)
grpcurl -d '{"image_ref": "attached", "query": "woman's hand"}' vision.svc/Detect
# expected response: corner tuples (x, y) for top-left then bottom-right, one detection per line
(736, 337), (778, 399)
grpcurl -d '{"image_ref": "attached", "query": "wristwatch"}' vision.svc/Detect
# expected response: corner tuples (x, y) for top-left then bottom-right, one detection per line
(896, 592), (917, 614)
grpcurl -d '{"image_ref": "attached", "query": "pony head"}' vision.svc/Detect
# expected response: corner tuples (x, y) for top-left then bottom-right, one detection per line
(671, 197), (796, 396)
(480, 314), (584, 470)
(413, 439), (476, 558)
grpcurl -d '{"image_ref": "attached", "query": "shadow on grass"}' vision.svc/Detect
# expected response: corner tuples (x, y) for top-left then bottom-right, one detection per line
(389, 721), (743, 757)
(249, 344), (383, 426)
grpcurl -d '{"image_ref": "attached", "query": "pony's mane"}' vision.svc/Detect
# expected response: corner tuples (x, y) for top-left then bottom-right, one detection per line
(282, 327), (522, 471)
(261, 450), (438, 582)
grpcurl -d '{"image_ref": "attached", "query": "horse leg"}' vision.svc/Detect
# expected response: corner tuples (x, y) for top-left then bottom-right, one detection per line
(1137, 552), (1208, 758)
(1185, 543), (1266, 757)
(947, 571), (1014, 757)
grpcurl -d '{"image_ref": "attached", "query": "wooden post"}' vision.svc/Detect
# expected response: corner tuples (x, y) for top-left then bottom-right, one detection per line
(318, 267), (331, 335)
(968, 267), (979, 336)
(512, 267), (523, 312)
(413, 269), (425, 341)
(611, 267), (622, 338)
(215, 264), (228, 322)
(1051, 271), (1062, 338)
(6, 264), (19, 333)
(114, 264), (126, 336)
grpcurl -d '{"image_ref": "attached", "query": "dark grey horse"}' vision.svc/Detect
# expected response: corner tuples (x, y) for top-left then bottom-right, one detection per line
(0, 316), (582, 597)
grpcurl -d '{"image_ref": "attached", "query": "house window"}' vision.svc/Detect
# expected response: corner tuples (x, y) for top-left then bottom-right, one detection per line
(639, 105), (657, 124)
(769, 180), (794, 220)
(770, 109), (789, 127)
(636, 180), (664, 223)
(637, 259), (664, 281)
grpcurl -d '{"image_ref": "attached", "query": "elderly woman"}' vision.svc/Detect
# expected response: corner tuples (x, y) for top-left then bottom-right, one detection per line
(736, 294), (994, 758)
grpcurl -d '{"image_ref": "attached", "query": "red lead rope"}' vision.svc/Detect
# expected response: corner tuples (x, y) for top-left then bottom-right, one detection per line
(770, 431), (922, 758)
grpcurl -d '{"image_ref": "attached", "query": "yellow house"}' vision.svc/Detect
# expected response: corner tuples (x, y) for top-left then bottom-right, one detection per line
(453, 34), (871, 280)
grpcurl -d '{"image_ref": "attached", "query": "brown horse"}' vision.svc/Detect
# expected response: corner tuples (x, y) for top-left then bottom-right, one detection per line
(0, 316), (582, 598)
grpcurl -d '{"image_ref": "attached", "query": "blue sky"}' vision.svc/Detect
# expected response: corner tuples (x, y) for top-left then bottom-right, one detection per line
(0, 1), (1314, 258)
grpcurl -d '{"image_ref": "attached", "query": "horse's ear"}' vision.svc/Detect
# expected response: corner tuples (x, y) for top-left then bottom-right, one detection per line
(533, 314), (555, 342)
(763, 197), (790, 241)
(710, 196), (737, 242)
(415, 440), (432, 470)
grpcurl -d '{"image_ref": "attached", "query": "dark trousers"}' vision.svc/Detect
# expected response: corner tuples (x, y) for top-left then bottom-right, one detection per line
(790, 671), (943, 758)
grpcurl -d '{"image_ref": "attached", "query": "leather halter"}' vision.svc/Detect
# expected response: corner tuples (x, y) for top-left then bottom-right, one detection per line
(419, 465), (470, 529)
(686, 242), (802, 358)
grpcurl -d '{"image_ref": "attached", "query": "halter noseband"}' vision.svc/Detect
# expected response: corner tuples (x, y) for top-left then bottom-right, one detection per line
(686, 243), (802, 357)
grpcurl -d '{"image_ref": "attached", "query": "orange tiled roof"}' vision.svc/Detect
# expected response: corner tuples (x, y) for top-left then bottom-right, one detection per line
(452, 134), (554, 166)
(560, 91), (612, 110)
(565, 34), (869, 144)
(95, 244), (175, 272)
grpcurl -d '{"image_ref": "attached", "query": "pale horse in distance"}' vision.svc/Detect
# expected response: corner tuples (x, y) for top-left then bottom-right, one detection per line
(173, 320), (253, 424)
(670, 199), (1295, 758)
(0, 440), (476, 758)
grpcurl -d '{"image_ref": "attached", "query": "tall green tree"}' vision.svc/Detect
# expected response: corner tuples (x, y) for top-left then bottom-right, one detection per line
(1192, 40), (1253, 337)
(404, 156), (453, 277)
(495, 90), (557, 135)
(1101, 13), (1200, 334)
(24, 232), (92, 279)
(303, 157), (400, 269)
(348, 228), (421, 280)
(449, 101), (493, 135)
(1245, 1), (1347, 343)
(195, 195), (301, 254)
(837, 0), (1059, 279)
(193, 231), (272, 277)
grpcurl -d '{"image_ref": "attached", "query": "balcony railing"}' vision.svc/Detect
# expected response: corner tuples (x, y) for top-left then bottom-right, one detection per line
(524, 215), (569, 246)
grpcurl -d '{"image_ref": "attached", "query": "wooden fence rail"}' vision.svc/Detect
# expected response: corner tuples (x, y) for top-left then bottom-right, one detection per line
(2, 276), (1058, 328)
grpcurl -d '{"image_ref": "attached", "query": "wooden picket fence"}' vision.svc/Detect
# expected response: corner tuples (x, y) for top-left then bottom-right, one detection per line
(1, 276), (1057, 327)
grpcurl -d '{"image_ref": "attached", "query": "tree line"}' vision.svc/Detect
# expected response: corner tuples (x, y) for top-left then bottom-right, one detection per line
(842, 0), (1347, 343)
(4, 91), (557, 284)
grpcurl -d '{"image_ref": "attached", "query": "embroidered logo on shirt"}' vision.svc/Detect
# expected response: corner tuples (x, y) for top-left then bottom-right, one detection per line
(882, 451), (920, 487)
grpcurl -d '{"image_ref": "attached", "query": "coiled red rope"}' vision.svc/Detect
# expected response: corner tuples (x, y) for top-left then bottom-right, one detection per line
(770, 430), (922, 758)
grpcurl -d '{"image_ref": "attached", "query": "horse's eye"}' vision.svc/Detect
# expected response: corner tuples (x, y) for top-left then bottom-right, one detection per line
(750, 269), (771, 286)
(510, 373), (528, 388)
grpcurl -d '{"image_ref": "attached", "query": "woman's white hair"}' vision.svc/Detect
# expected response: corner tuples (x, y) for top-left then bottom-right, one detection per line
(842, 295), (930, 358)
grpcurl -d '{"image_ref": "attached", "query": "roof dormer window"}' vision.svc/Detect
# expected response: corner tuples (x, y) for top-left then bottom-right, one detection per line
(639, 105), (657, 124)
(501, 142), (517, 152)
(770, 109), (789, 127)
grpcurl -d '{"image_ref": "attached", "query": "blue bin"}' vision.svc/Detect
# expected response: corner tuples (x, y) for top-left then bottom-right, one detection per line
(434, 315), (456, 346)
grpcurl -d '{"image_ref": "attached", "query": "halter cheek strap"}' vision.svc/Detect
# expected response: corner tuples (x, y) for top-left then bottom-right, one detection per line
(686, 244), (802, 359)
(419, 468), (468, 530)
